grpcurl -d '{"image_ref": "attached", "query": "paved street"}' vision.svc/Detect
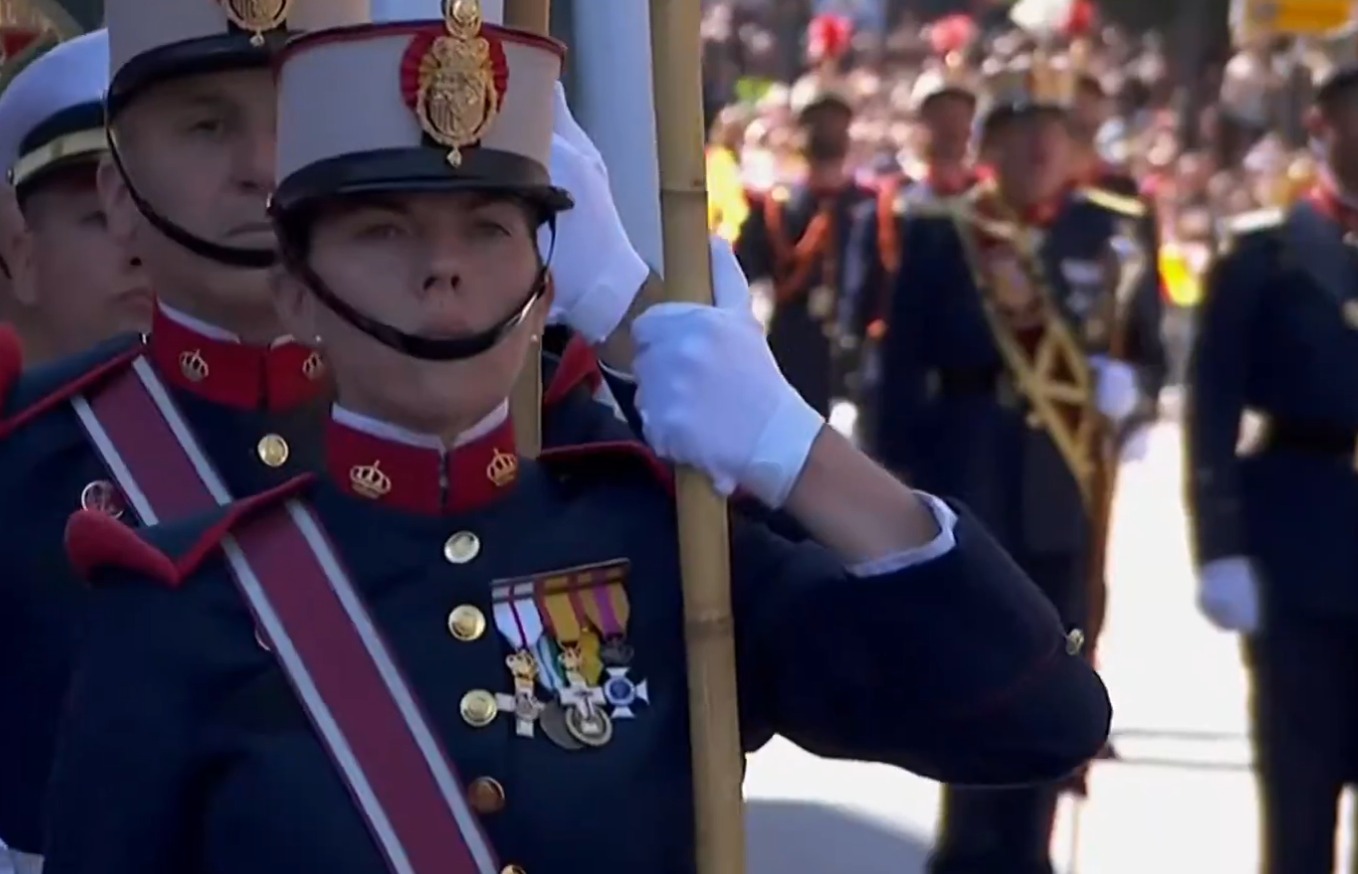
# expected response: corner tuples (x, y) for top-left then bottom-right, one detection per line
(742, 419), (1353, 872)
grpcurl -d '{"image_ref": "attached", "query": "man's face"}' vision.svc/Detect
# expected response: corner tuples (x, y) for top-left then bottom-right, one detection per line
(994, 112), (1073, 202)
(919, 93), (975, 163)
(276, 190), (548, 434)
(1317, 90), (1358, 182)
(14, 166), (150, 352)
(102, 68), (277, 322)
(1069, 86), (1108, 143)
(801, 103), (853, 162)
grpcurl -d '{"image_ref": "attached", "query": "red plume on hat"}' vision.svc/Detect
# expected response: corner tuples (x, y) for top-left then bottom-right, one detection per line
(807, 14), (852, 63)
(1065, 0), (1096, 37)
(928, 14), (977, 56)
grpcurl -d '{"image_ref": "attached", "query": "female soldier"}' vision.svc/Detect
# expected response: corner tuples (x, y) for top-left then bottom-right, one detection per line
(45, 6), (1111, 873)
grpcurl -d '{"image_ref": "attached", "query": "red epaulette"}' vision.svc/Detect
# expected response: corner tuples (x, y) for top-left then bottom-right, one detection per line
(542, 333), (603, 408)
(65, 474), (316, 587)
(539, 440), (675, 495)
(0, 337), (140, 440)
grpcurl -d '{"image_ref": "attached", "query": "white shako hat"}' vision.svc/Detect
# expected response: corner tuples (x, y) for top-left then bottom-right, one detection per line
(105, 0), (373, 118)
(0, 29), (108, 194)
(271, 0), (573, 219)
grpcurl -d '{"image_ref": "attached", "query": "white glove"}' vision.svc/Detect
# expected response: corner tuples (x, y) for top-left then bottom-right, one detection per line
(1196, 556), (1261, 633)
(632, 239), (825, 508)
(542, 83), (649, 343)
(1090, 355), (1140, 424)
(1119, 424), (1151, 463)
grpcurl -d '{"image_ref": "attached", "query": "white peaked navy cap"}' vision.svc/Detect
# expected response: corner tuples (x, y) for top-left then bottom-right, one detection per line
(0, 29), (108, 193)
(104, 0), (375, 117)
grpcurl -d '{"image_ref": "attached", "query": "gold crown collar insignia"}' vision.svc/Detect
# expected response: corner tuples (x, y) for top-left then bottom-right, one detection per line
(350, 460), (393, 500)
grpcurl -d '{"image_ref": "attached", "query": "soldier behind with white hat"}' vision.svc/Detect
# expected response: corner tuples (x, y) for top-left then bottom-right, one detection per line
(0, 29), (148, 368)
(0, 0), (373, 864)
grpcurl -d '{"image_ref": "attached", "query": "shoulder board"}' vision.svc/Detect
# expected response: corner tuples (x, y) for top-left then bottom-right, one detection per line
(541, 331), (602, 408)
(66, 474), (316, 587)
(1222, 207), (1284, 238)
(0, 333), (142, 440)
(538, 440), (675, 494)
(1077, 186), (1146, 218)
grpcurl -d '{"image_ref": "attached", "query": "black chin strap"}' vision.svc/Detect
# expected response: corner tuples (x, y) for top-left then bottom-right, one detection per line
(108, 133), (277, 270)
(289, 216), (558, 362)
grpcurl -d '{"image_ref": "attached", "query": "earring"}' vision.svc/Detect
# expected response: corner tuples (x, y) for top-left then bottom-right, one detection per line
(529, 332), (541, 343)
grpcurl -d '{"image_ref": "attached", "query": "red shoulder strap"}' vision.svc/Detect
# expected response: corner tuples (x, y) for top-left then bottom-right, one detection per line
(71, 357), (503, 874)
(0, 326), (22, 410)
(0, 341), (139, 440)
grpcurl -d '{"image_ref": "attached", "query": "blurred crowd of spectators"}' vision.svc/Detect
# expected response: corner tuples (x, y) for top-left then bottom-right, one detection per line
(701, 0), (1352, 310)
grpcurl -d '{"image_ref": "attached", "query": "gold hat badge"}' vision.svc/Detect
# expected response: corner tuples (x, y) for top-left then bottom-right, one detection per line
(220, 0), (290, 47)
(401, 0), (509, 167)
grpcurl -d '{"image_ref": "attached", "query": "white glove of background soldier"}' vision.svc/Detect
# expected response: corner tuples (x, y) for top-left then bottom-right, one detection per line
(1089, 355), (1140, 423)
(1196, 556), (1261, 634)
(632, 239), (823, 508)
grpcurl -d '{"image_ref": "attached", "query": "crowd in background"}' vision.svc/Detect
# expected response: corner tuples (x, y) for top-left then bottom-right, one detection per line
(700, 0), (1353, 322)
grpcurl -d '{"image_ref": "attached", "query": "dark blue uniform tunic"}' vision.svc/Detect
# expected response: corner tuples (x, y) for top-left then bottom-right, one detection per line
(868, 184), (1162, 874)
(42, 415), (1111, 874)
(0, 319), (325, 855)
(0, 315), (623, 855)
(871, 186), (1165, 625)
(735, 182), (876, 415)
(1186, 195), (1358, 873)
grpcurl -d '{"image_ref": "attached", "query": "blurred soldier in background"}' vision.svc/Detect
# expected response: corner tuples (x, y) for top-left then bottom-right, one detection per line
(1187, 62), (1358, 874)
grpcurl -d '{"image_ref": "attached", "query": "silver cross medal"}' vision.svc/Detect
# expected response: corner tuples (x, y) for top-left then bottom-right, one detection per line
(559, 676), (612, 747)
(496, 689), (546, 737)
(497, 650), (546, 737)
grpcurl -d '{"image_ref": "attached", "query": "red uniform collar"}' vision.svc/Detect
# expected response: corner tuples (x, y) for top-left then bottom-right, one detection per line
(147, 306), (327, 411)
(325, 407), (520, 516)
(973, 177), (1069, 229)
(1308, 181), (1358, 234)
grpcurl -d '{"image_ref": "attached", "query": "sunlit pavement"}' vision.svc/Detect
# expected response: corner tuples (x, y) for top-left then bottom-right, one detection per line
(741, 415), (1351, 872)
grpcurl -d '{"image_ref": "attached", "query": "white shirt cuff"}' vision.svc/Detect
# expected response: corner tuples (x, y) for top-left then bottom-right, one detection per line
(597, 361), (635, 383)
(846, 491), (959, 577)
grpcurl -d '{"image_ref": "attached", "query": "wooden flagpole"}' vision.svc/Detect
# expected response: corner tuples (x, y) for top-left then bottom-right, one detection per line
(503, 0), (548, 458)
(647, 2), (747, 873)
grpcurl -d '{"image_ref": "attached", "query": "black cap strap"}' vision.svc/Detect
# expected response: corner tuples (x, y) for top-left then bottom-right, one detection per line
(286, 217), (558, 362)
(107, 131), (277, 270)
